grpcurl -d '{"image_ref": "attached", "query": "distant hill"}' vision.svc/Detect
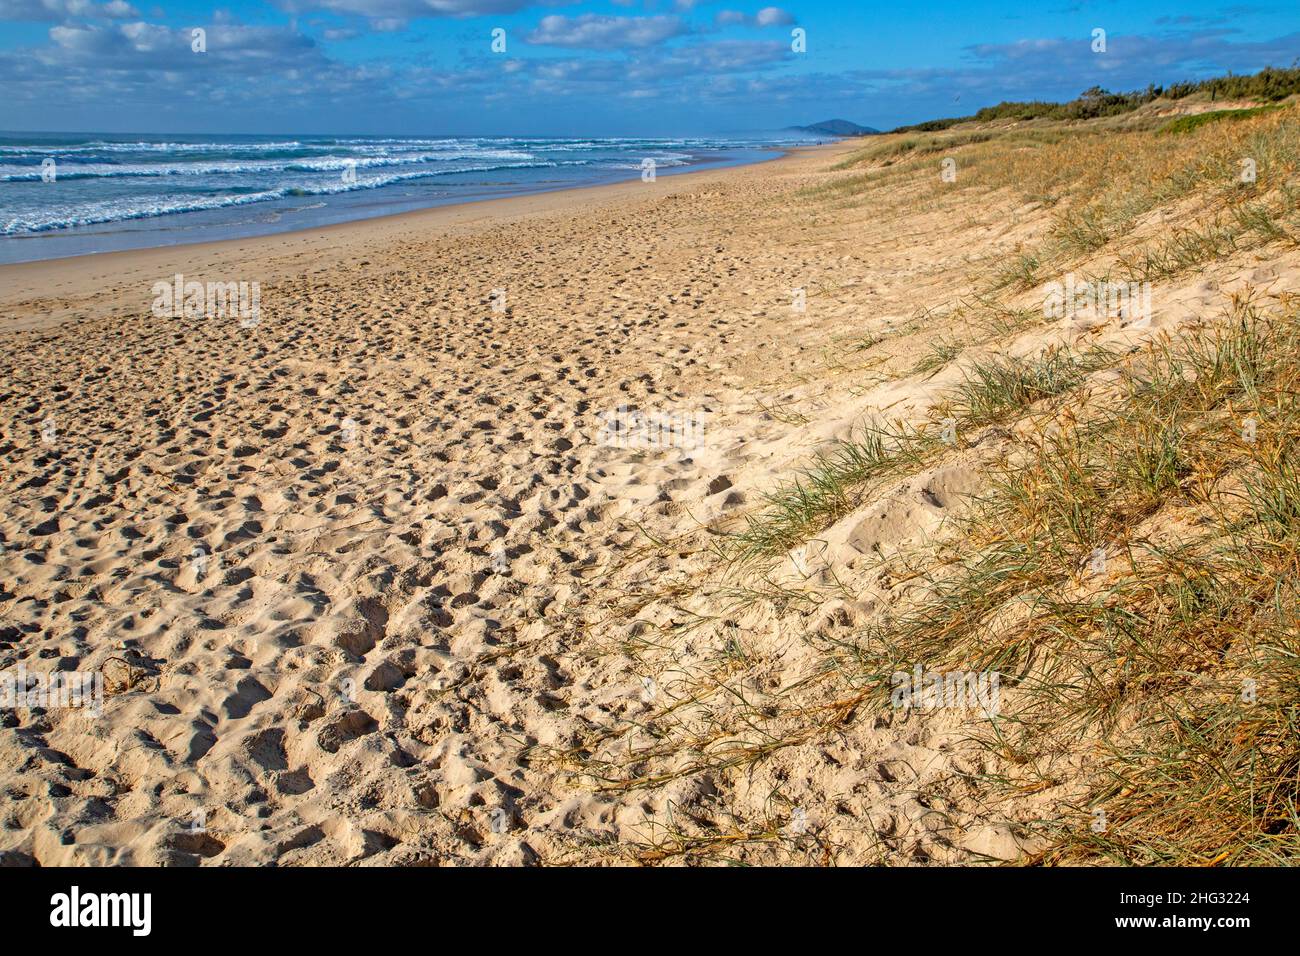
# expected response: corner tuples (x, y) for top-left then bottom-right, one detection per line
(793, 119), (879, 137)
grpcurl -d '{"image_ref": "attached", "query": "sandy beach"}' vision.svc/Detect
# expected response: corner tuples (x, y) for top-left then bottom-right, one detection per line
(3, 141), (894, 864)
(3, 110), (1298, 868)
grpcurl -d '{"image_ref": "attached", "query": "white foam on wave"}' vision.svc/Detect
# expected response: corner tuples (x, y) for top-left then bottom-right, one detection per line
(0, 149), (540, 181)
(0, 160), (569, 235)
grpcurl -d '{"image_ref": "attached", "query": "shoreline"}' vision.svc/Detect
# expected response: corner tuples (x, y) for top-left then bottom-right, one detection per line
(0, 141), (843, 332)
(0, 143), (789, 269)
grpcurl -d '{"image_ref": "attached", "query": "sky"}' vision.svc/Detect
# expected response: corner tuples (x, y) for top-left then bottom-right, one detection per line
(0, 0), (1297, 136)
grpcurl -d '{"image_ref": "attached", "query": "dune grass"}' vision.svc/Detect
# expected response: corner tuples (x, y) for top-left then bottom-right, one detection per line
(949, 345), (1113, 424)
(557, 102), (1300, 865)
(725, 424), (935, 562)
(830, 103), (1298, 285)
(1160, 104), (1287, 135)
(841, 300), (1300, 864)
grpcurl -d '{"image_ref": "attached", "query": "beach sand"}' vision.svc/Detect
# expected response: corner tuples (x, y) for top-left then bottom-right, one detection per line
(2, 135), (1295, 866)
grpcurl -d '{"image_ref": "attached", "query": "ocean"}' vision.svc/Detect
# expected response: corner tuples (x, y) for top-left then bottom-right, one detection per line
(0, 132), (812, 264)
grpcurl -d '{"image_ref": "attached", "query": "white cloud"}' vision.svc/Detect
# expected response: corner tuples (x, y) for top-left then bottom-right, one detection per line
(0, 0), (139, 20)
(526, 14), (689, 50)
(41, 19), (322, 71)
(755, 7), (793, 27)
(276, 0), (535, 19)
(715, 7), (794, 29)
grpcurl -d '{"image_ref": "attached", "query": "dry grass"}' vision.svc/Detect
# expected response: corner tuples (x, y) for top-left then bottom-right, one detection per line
(556, 104), (1300, 865)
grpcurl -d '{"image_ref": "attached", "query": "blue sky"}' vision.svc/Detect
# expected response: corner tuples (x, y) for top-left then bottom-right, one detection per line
(0, 0), (1296, 135)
